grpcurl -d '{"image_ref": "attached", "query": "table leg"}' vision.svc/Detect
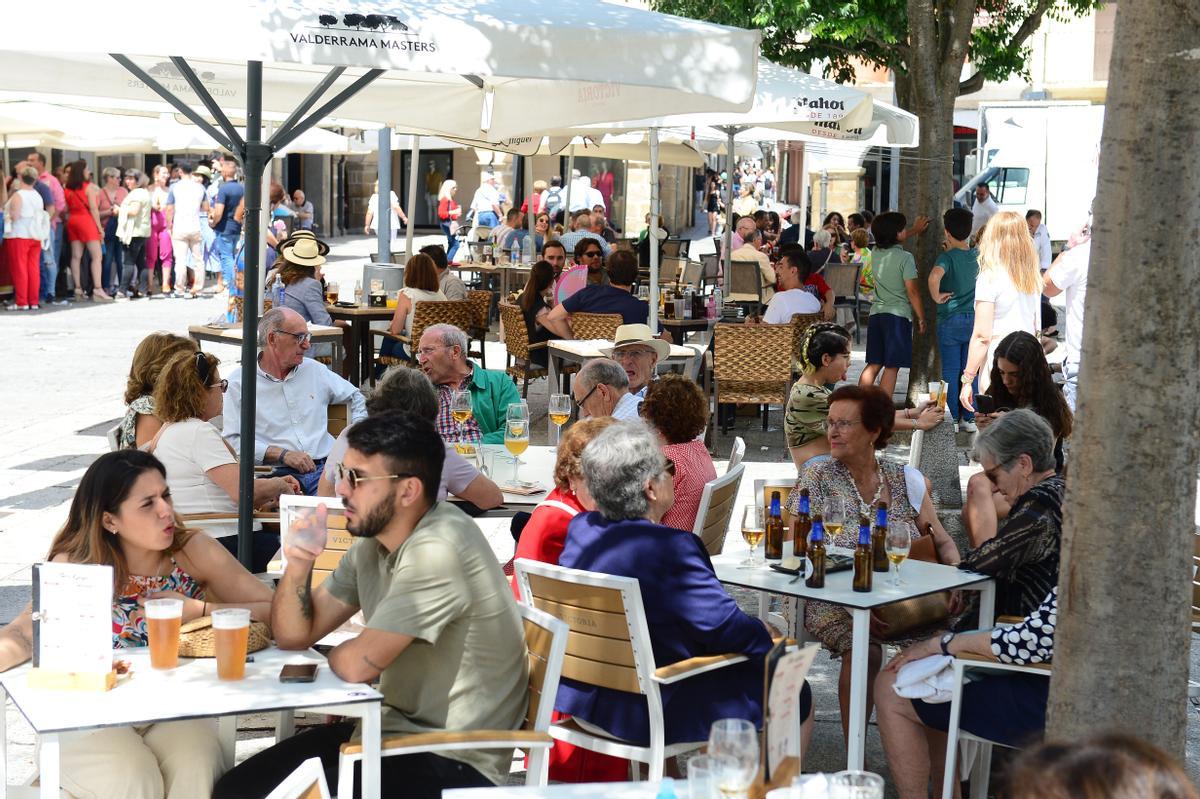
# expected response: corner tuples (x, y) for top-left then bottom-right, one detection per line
(976, 582), (995, 628)
(360, 320), (373, 388)
(37, 734), (58, 799)
(846, 608), (871, 770)
(217, 715), (238, 769)
(361, 701), (382, 799)
(276, 710), (296, 742)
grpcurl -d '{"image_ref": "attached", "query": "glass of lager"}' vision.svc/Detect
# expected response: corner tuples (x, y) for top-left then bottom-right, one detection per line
(144, 598), (183, 670)
(212, 608), (252, 681)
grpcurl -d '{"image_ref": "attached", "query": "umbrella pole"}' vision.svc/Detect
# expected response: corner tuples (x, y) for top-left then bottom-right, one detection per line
(722, 127), (735, 283)
(562, 146), (575, 225)
(405, 136), (419, 258)
(237, 61), (270, 568)
(524, 154), (535, 252)
(648, 127), (660, 334)
(377, 127), (392, 263)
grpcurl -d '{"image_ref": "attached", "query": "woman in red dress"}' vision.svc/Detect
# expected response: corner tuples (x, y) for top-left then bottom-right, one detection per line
(64, 159), (111, 301)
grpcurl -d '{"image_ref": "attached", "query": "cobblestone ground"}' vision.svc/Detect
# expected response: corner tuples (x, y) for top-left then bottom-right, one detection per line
(1, 230), (1196, 794)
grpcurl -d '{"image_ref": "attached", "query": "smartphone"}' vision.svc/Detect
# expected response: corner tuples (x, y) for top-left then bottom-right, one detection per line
(974, 394), (996, 415)
(279, 663), (319, 683)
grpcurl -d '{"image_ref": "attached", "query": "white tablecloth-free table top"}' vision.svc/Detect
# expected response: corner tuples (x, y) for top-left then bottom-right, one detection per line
(480, 444), (556, 508)
(447, 781), (669, 799)
(0, 647), (384, 799)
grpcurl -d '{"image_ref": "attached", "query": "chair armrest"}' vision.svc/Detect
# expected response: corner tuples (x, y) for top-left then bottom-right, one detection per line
(370, 328), (407, 344)
(956, 651), (1052, 674)
(340, 729), (552, 757)
(653, 653), (748, 685)
(179, 511), (279, 522)
(527, 341), (548, 351)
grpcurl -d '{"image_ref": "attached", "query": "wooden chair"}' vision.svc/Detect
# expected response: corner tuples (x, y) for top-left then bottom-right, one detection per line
(275, 496), (352, 587)
(570, 311), (623, 341)
(337, 605), (567, 793)
(713, 323), (794, 433)
(726, 436), (746, 473)
(265, 757), (330, 799)
(499, 302), (549, 398)
(789, 312), (824, 376)
(728, 259), (769, 315)
(691, 463), (745, 556)
(514, 559), (749, 782)
(370, 299), (475, 373)
(465, 289), (493, 368)
(327, 403), (349, 438)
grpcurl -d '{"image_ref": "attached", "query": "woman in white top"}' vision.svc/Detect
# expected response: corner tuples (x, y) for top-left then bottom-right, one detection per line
(146, 350), (299, 571)
(4, 165), (46, 310)
(960, 211), (1042, 409)
(364, 179), (408, 240)
(377, 253), (446, 373)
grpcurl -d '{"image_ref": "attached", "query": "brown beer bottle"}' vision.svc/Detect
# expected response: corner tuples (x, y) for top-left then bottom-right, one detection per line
(853, 515), (873, 593)
(806, 514), (826, 588)
(792, 488), (811, 559)
(764, 492), (784, 560)
(871, 502), (890, 573)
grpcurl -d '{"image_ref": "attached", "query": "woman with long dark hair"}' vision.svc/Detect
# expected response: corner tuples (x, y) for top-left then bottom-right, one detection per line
(64, 159), (111, 301)
(516, 259), (556, 367)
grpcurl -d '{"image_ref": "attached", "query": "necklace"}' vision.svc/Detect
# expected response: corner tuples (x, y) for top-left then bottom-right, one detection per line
(843, 459), (885, 518)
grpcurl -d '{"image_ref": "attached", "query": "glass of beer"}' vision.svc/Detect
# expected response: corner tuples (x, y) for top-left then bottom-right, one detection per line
(548, 393), (571, 444)
(740, 505), (765, 568)
(212, 608), (252, 681)
(926, 381), (942, 408)
(504, 419), (529, 483)
(450, 390), (473, 442)
(144, 598), (183, 670)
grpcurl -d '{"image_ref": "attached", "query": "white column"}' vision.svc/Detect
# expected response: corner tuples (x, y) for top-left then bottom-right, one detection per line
(648, 127), (661, 333)
(376, 127), (392, 262)
(722, 127), (736, 280)
(405, 136), (420, 258)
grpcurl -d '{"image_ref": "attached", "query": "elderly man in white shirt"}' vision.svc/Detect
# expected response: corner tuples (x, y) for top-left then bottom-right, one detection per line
(571, 358), (642, 421)
(223, 307), (367, 495)
(971, 183), (999, 237)
(469, 173), (502, 229)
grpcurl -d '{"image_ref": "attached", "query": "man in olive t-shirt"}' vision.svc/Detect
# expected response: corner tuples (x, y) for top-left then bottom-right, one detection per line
(214, 412), (528, 799)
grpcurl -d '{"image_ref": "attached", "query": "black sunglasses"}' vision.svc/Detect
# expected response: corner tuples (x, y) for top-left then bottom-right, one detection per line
(582, 250), (603, 258)
(194, 351), (211, 383)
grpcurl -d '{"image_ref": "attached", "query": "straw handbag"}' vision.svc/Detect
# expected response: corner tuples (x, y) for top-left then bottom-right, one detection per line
(178, 616), (272, 658)
(872, 528), (950, 640)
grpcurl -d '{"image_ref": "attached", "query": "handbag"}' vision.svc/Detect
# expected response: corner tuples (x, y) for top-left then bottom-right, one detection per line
(178, 615), (272, 658)
(873, 524), (951, 640)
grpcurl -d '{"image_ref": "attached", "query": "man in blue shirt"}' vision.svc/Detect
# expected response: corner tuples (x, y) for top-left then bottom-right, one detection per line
(543, 250), (648, 338)
(208, 154), (244, 293)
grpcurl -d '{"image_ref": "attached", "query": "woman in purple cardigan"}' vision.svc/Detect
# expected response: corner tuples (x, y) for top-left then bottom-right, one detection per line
(555, 421), (813, 750)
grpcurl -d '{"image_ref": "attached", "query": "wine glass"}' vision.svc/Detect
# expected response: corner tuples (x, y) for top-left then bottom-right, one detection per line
(548, 393), (571, 444)
(637, 284), (650, 302)
(885, 524), (912, 587)
(506, 401), (529, 423)
(739, 505), (765, 568)
(824, 495), (848, 545)
(707, 718), (759, 798)
(450, 390), (473, 446)
(689, 755), (738, 799)
(504, 418), (530, 483)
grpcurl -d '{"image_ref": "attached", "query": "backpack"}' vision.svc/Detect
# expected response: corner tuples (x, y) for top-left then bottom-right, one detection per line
(543, 187), (563, 219)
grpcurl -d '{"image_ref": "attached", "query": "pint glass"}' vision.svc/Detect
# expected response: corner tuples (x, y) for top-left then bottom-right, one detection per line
(144, 598), (183, 669)
(212, 608), (252, 681)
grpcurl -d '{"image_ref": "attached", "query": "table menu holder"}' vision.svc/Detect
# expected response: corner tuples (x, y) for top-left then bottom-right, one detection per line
(28, 563), (116, 691)
(748, 640), (820, 799)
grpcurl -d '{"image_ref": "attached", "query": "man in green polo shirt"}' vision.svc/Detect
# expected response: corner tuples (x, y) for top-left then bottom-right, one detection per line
(214, 412), (528, 799)
(418, 322), (521, 445)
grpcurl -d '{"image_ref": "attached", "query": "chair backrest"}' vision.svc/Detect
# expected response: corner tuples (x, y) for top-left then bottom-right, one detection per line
(699, 253), (720, 281)
(327, 403), (349, 437)
(107, 423), (121, 452)
(466, 289), (492, 331)
(278, 495), (352, 587)
(789, 312), (824, 371)
(517, 604), (569, 734)
(410, 299), (475, 346)
(514, 559), (656, 697)
(680, 260), (703, 289)
(499, 302), (534, 361)
(727, 436), (746, 473)
(713, 323), (794, 382)
(823, 263), (858, 299)
(660, 256), (688, 285)
(728, 260), (766, 303)
(265, 757), (330, 799)
(614, 238), (634, 253)
(571, 312), (623, 341)
(662, 238), (684, 258)
(692, 463), (745, 555)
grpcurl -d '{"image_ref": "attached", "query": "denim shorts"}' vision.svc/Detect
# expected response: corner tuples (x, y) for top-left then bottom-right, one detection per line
(865, 312), (913, 368)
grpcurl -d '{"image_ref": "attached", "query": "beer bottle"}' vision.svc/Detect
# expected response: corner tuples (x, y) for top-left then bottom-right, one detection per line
(792, 488), (811, 559)
(871, 502), (890, 573)
(853, 515), (873, 593)
(764, 491), (784, 560)
(806, 514), (826, 589)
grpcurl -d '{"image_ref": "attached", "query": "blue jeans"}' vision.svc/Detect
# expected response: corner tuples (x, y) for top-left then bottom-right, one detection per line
(440, 221), (460, 261)
(40, 224), (63, 301)
(270, 457), (327, 496)
(216, 231), (239, 288)
(476, 211), (498, 229)
(938, 312), (977, 421)
(103, 217), (123, 293)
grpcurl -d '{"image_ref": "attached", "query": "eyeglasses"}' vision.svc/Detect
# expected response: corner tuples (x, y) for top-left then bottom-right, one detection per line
(982, 458), (1016, 486)
(613, 348), (655, 361)
(823, 419), (861, 432)
(572, 383), (600, 410)
(276, 330), (313, 345)
(333, 463), (413, 490)
(663, 458), (676, 477)
(582, 251), (603, 258)
(209, 379), (229, 393)
(417, 344), (450, 358)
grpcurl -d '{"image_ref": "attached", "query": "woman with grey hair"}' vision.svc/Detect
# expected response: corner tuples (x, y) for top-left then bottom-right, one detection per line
(97, 166), (127, 294)
(555, 421), (814, 758)
(957, 408), (1064, 619)
(315, 366), (503, 512)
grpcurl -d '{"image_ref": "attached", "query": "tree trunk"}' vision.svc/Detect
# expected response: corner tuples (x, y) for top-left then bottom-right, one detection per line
(1046, 2), (1200, 757)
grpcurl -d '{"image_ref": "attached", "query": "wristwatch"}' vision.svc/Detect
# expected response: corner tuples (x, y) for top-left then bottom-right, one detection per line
(940, 632), (956, 656)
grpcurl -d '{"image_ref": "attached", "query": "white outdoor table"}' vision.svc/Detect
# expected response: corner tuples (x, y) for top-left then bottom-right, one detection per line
(712, 553), (996, 773)
(448, 781), (661, 799)
(545, 339), (702, 437)
(479, 444), (555, 508)
(0, 647), (384, 799)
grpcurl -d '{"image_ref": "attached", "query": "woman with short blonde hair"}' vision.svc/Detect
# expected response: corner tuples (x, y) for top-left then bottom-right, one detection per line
(959, 210), (1042, 408)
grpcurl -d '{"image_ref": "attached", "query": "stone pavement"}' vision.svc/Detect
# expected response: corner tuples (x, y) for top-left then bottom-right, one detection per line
(1, 229), (1197, 792)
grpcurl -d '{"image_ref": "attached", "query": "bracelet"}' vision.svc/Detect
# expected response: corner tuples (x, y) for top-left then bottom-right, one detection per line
(277, 448), (289, 465)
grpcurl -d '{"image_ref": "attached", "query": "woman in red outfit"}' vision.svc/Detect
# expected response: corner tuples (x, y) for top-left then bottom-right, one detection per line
(640, 374), (717, 532)
(64, 160), (111, 301)
(4, 165), (45, 310)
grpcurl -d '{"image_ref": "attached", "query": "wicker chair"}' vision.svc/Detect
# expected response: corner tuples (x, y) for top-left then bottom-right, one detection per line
(371, 299), (475, 373)
(789, 312), (824, 377)
(499, 303), (549, 398)
(570, 312), (623, 341)
(713, 322), (794, 433)
(465, 289), (493, 368)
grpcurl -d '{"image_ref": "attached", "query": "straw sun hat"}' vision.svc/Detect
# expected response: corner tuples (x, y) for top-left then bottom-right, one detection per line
(279, 232), (328, 266)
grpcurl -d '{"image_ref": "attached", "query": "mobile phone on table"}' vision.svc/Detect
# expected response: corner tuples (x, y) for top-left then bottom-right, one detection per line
(279, 663), (318, 683)
(974, 394), (996, 415)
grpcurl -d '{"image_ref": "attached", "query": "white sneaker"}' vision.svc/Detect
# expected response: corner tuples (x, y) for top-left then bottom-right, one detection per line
(5, 304), (28, 311)
(959, 419), (978, 433)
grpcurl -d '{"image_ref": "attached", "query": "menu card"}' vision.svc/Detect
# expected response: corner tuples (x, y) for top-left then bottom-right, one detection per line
(32, 563), (113, 674)
(764, 641), (820, 779)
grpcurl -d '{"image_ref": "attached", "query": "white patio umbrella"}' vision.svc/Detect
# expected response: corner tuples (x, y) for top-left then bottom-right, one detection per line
(156, 114), (371, 155)
(0, 0), (760, 575)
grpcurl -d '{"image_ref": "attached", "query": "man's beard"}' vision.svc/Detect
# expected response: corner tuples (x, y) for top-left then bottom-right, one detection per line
(347, 489), (396, 539)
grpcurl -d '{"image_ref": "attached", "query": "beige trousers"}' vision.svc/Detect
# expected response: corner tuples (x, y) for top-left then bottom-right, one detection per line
(53, 718), (226, 799)
(171, 231), (203, 290)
